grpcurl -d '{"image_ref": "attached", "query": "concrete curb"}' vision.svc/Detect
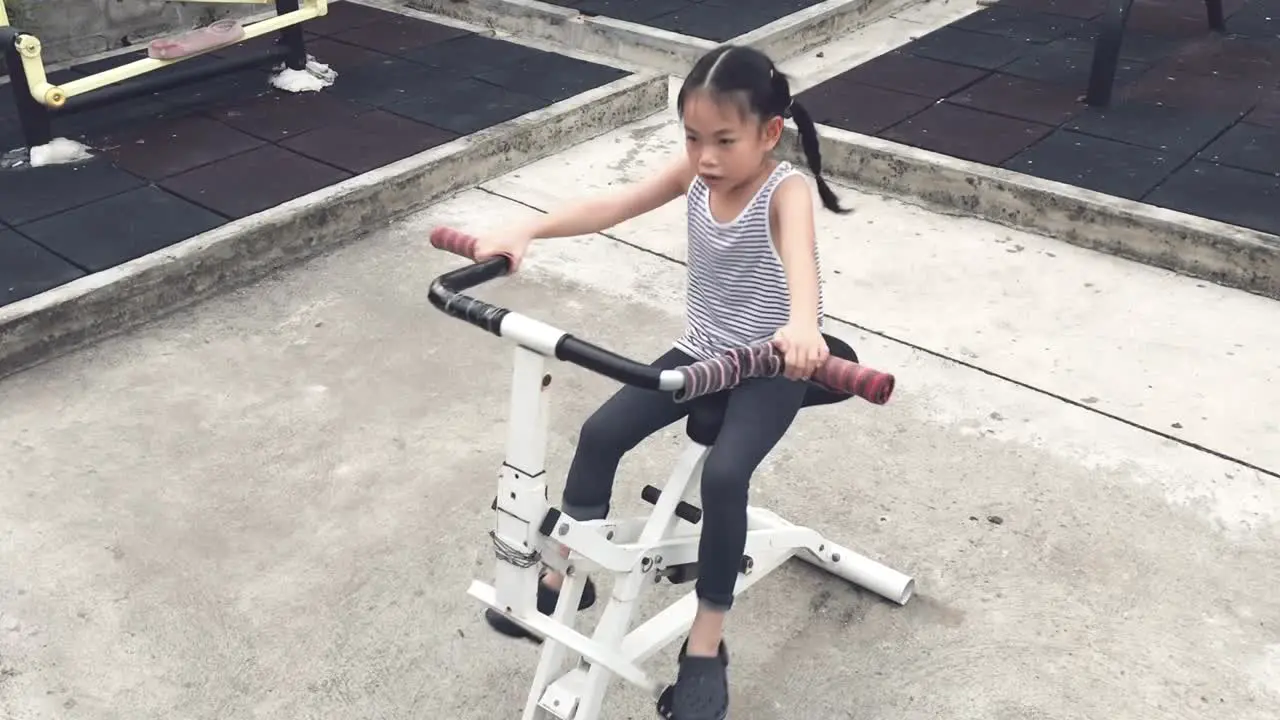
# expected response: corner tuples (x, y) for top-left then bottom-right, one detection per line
(407, 0), (710, 74)
(0, 72), (669, 379)
(738, 0), (906, 63)
(780, 124), (1280, 300)
(407, 0), (901, 75)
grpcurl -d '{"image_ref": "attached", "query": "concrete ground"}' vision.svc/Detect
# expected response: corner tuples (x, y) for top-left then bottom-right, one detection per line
(4, 31), (1280, 720)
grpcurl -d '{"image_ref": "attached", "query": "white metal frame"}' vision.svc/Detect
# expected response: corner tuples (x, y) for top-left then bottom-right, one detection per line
(474, 312), (916, 720)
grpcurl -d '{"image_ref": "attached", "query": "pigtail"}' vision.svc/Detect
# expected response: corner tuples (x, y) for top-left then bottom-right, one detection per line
(788, 100), (850, 215)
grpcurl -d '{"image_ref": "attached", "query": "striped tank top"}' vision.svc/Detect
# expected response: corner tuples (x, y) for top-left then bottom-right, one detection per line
(674, 161), (825, 361)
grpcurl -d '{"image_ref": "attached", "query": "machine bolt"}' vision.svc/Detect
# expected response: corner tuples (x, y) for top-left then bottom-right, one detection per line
(542, 374), (552, 388)
(831, 553), (842, 562)
(558, 524), (570, 536)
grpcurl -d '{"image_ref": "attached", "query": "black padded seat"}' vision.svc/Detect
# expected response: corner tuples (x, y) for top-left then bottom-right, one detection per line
(684, 333), (858, 446)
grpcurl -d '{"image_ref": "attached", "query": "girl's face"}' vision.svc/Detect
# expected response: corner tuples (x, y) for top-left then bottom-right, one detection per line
(682, 89), (783, 190)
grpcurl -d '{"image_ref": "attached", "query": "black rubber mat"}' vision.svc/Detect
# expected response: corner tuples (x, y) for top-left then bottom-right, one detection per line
(794, 0), (1280, 236)
(1230, 0), (1280, 38)
(1088, 30), (1186, 66)
(880, 102), (1054, 165)
(1003, 129), (1182, 200)
(280, 109), (458, 174)
(93, 114), (266, 181)
(946, 72), (1082, 125)
(951, 6), (1091, 43)
(1145, 160), (1280, 235)
(0, 2), (632, 308)
(905, 27), (1037, 70)
(0, 158), (144, 226)
(293, 36), (388, 69)
(1121, 66), (1270, 114)
(158, 68), (276, 116)
(476, 53), (630, 103)
(1197, 122), (1280, 176)
(18, 186), (225, 273)
(1001, 37), (1152, 87)
(329, 13), (470, 56)
(0, 228), (84, 305)
(206, 91), (369, 141)
(1129, 0), (1247, 37)
(1165, 34), (1280, 82)
(302, 0), (392, 36)
(794, 79), (935, 135)
(832, 52), (990, 98)
(1246, 90), (1280, 127)
(159, 144), (353, 219)
(382, 76), (548, 135)
(55, 93), (175, 143)
(1064, 103), (1240, 155)
(999, 0), (1109, 19)
(326, 57), (462, 107)
(403, 33), (543, 74)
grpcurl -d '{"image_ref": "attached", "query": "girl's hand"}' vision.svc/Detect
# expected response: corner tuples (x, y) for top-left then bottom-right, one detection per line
(474, 231), (534, 273)
(772, 322), (829, 381)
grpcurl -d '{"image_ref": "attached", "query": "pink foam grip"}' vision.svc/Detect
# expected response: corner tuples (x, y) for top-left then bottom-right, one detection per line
(430, 226), (479, 259)
(674, 342), (894, 405)
(812, 357), (894, 405)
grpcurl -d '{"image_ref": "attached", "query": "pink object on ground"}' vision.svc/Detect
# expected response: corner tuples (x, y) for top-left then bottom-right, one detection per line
(148, 19), (245, 60)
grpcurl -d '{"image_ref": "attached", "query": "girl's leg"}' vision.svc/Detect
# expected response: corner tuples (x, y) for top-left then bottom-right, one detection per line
(693, 374), (806, 627)
(487, 348), (696, 640)
(671, 375), (806, 719)
(558, 347), (697, 524)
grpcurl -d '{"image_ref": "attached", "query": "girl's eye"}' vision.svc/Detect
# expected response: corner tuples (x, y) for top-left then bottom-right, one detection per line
(719, 138), (735, 145)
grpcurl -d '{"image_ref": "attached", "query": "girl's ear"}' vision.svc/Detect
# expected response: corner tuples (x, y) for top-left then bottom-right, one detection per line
(764, 115), (785, 148)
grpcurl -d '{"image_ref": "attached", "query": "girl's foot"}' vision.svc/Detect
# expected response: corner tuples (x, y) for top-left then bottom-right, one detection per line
(659, 639), (730, 720)
(483, 574), (597, 642)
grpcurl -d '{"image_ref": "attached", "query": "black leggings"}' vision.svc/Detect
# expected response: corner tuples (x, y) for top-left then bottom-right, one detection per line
(561, 347), (808, 611)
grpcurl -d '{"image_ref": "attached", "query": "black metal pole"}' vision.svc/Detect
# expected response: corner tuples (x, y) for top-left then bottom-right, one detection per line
(275, 0), (309, 71)
(60, 45), (289, 115)
(2, 29), (52, 148)
(1205, 0), (1225, 32)
(1085, 0), (1137, 107)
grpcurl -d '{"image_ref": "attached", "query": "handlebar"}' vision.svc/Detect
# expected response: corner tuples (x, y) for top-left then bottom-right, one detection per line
(427, 227), (895, 405)
(428, 227), (677, 391)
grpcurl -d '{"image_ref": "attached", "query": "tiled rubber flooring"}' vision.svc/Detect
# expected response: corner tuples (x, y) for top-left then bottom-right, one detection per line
(795, 0), (1280, 236)
(0, 1), (629, 307)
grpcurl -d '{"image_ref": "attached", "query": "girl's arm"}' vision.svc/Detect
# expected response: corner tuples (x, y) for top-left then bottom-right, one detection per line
(770, 174), (822, 327)
(516, 154), (695, 240)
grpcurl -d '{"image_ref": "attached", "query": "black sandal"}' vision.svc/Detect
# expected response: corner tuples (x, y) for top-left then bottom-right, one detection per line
(484, 575), (597, 643)
(656, 639), (730, 720)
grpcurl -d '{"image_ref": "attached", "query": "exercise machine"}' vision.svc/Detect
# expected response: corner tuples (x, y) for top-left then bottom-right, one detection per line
(427, 227), (915, 720)
(1, 0), (328, 148)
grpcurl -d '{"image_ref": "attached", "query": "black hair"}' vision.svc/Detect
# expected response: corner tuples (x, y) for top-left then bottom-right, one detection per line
(676, 44), (849, 214)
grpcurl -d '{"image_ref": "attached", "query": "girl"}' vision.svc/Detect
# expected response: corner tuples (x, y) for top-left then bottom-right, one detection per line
(472, 44), (849, 720)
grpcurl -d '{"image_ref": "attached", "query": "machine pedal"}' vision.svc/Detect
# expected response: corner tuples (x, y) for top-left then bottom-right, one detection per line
(640, 484), (702, 524)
